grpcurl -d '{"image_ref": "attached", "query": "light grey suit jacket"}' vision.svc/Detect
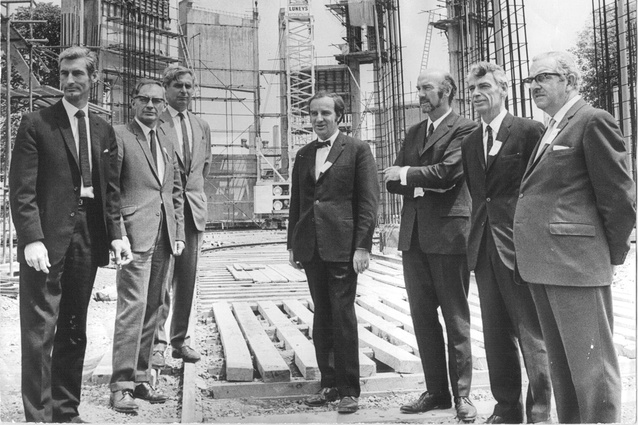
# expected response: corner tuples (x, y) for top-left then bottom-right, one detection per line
(112, 120), (185, 253)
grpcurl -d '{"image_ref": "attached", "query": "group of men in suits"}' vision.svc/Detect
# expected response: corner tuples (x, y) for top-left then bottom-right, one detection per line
(10, 46), (211, 421)
(381, 53), (635, 424)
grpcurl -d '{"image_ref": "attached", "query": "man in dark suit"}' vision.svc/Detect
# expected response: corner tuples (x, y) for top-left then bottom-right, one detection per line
(154, 66), (211, 366)
(384, 69), (477, 422)
(461, 61), (552, 424)
(108, 79), (185, 414)
(9, 46), (131, 423)
(514, 51), (636, 423)
(287, 91), (379, 414)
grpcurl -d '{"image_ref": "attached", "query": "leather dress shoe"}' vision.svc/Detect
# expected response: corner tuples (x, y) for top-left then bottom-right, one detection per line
(172, 345), (201, 363)
(455, 396), (477, 422)
(484, 414), (507, 424)
(133, 382), (169, 404)
(65, 416), (89, 423)
(152, 350), (166, 368)
(400, 391), (452, 414)
(304, 387), (339, 406)
(337, 396), (358, 413)
(110, 389), (139, 414)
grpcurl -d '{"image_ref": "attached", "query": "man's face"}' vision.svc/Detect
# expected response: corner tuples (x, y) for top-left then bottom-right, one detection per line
(165, 73), (194, 112)
(59, 58), (97, 108)
(131, 84), (165, 127)
(467, 72), (506, 120)
(310, 96), (340, 141)
(528, 57), (569, 116)
(416, 72), (446, 114)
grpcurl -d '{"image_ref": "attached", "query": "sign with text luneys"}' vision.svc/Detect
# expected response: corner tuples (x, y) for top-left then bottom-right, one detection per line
(254, 182), (290, 214)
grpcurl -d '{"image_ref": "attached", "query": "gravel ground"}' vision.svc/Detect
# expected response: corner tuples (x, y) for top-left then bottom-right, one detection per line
(0, 232), (635, 423)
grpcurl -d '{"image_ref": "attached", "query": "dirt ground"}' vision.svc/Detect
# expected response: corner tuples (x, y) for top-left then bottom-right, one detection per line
(0, 234), (635, 423)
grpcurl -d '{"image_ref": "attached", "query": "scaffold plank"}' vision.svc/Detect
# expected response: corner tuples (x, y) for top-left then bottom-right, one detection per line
(355, 305), (419, 357)
(232, 302), (290, 383)
(226, 265), (253, 281)
(356, 295), (414, 334)
(211, 302), (253, 382)
(358, 326), (422, 373)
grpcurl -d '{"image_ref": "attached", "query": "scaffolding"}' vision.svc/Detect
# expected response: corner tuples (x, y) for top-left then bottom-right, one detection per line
(327, 0), (407, 226)
(590, 0), (636, 172)
(439, 0), (533, 119)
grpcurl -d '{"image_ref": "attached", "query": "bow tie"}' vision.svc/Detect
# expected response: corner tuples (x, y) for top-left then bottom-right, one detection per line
(316, 139), (331, 148)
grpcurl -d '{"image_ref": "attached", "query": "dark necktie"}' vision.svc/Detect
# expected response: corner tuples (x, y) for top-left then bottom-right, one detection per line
(76, 110), (92, 188)
(178, 112), (191, 172)
(316, 139), (331, 149)
(149, 129), (158, 169)
(486, 125), (493, 166)
(423, 122), (434, 151)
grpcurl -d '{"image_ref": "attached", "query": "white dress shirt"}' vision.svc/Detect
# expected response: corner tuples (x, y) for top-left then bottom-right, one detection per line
(62, 98), (94, 198)
(166, 104), (193, 157)
(481, 108), (507, 162)
(315, 129), (339, 180)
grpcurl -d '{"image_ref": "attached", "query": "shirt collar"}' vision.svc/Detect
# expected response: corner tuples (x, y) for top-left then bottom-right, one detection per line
(428, 108), (453, 131)
(481, 109), (507, 136)
(550, 94), (581, 126)
(134, 118), (156, 138)
(319, 129), (340, 145)
(62, 98), (88, 120)
(167, 104), (186, 119)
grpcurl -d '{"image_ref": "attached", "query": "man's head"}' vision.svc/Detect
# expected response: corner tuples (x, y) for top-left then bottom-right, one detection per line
(416, 69), (456, 120)
(526, 51), (580, 116)
(308, 91), (345, 141)
(58, 46), (99, 108)
(131, 79), (166, 128)
(163, 66), (195, 112)
(466, 61), (508, 123)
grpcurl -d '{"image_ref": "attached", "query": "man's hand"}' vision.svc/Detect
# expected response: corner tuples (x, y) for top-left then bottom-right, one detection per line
(24, 241), (51, 274)
(289, 250), (303, 270)
(383, 166), (401, 184)
(110, 238), (132, 267)
(175, 241), (185, 256)
(353, 249), (370, 274)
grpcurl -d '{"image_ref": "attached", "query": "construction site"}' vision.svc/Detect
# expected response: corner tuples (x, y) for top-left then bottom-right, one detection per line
(1, 0), (637, 423)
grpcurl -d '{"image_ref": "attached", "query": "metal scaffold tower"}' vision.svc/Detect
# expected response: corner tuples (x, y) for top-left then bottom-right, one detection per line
(327, 0), (406, 226)
(279, 0), (315, 164)
(437, 0), (533, 119)
(590, 0), (636, 172)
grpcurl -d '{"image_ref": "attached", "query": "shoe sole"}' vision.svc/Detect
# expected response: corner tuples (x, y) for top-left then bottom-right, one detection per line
(400, 404), (452, 414)
(338, 407), (358, 414)
(110, 405), (139, 414)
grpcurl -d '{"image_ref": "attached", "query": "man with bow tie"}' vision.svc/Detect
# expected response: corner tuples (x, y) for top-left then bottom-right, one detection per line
(384, 69), (477, 422)
(287, 91), (379, 414)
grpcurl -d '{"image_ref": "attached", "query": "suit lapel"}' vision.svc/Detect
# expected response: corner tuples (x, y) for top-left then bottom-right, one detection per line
(471, 129), (487, 171)
(54, 102), (80, 169)
(487, 113), (512, 172)
(129, 120), (162, 185)
(188, 111), (202, 174)
(422, 113), (454, 157)
(160, 110), (185, 171)
(415, 121), (428, 157)
(316, 133), (346, 183)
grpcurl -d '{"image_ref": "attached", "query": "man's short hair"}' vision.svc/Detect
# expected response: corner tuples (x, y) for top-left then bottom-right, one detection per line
(440, 72), (457, 103)
(467, 61), (509, 92)
(132, 78), (163, 96)
(162, 65), (196, 88)
(532, 51), (581, 90)
(308, 90), (346, 119)
(58, 46), (98, 75)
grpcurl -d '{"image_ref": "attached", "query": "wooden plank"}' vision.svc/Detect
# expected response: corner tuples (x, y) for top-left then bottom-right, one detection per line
(226, 265), (253, 282)
(358, 326), (422, 373)
(356, 295), (415, 334)
(269, 264), (307, 282)
(355, 305), (419, 357)
(365, 270), (406, 288)
(358, 275), (407, 299)
(246, 268), (274, 283)
(259, 266), (290, 283)
(232, 302), (290, 383)
(257, 301), (319, 380)
(211, 302), (253, 382)
(281, 299), (376, 377)
(379, 296), (411, 316)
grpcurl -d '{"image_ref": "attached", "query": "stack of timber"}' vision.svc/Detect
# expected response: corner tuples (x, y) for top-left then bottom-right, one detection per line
(199, 244), (636, 398)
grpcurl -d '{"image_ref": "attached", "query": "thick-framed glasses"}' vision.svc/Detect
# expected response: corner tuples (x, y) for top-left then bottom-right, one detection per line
(522, 72), (563, 87)
(134, 95), (165, 106)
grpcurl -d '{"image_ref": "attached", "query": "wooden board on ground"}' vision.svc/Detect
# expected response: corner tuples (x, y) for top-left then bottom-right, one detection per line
(355, 305), (419, 357)
(358, 326), (422, 373)
(257, 301), (319, 380)
(232, 302), (290, 383)
(356, 295), (415, 334)
(226, 265), (253, 282)
(211, 302), (253, 382)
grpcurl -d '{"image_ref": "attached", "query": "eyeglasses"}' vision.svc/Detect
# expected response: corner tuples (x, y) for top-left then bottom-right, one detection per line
(134, 95), (165, 106)
(522, 72), (563, 86)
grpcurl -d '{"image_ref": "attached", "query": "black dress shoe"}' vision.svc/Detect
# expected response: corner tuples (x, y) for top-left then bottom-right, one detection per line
(304, 387), (339, 406)
(67, 416), (89, 423)
(455, 396), (477, 422)
(133, 382), (169, 404)
(337, 396), (358, 414)
(485, 414), (506, 424)
(400, 391), (452, 414)
(110, 389), (139, 414)
(172, 345), (201, 363)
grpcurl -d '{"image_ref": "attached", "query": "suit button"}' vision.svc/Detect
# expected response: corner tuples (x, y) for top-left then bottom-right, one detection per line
(314, 200), (319, 205)
(70, 212), (75, 217)
(156, 212), (160, 216)
(519, 193), (524, 198)
(73, 187), (79, 192)
(486, 197), (491, 202)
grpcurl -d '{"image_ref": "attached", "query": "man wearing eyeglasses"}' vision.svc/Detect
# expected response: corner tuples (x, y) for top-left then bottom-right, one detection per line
(108, 79), (185, 414)
(514, 51), (635, 423)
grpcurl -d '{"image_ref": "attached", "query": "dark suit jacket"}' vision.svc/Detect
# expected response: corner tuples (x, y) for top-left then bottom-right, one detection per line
(387, 111), (477, 254)
(287, 132), (379, 263)
(159, 110), (211, 231)
(111, 120), (185, 253)
(9, 100), (120, 266)
(514, 99), (636, 286)
(462, 113), (544, 270)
